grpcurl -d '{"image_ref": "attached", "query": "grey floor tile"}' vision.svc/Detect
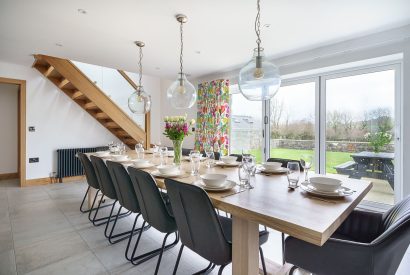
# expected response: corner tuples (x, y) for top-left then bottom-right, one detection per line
(0, 228), (13, 254)
(24, 251), (107, 275)
(15, 231), (89, 274)
(0, 250), (16, 275)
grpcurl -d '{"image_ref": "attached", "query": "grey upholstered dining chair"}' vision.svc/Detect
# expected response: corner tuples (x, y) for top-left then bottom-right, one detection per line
(165, 178), (269, 275)
(285, 195), (410, 275)
(127, 167), (179, 274)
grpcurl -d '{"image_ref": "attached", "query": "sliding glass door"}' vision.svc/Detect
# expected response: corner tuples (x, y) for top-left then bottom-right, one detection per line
(268, 80), (317, 170)
(321, 67), (400, 206)
(229, 62), (401, 208)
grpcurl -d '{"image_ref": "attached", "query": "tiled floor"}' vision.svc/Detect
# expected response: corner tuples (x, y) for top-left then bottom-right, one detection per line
(0, 178), (409, 275)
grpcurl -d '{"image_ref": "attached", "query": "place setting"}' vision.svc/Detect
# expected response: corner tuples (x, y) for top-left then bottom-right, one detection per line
(257, 161), (288, 175)
(193, 173), (237, 192)
(151, 164), (188, 179)
(215, 156), (241, 168)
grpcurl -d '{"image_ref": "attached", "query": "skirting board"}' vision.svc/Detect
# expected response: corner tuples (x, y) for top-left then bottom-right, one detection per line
(0, 173), (18, 180)
(25, 175), (85, 186)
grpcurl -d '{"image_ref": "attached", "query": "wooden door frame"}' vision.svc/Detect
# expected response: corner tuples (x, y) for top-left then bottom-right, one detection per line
(0, 77), (26, 186)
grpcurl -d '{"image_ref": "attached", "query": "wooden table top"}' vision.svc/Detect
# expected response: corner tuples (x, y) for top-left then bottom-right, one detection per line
(90, 151), (373, 246)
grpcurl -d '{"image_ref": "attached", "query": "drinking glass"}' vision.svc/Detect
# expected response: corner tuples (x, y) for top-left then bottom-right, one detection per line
(243, 155), (256, 175)
(204, 146), (214, 168)
(287, 162), (300, 189)
(300, 155), (313, 182)
(135, 143), (145, 159)
(159, 146), (168, 165)
(238, 163), (251, 188)
(189, 150), (201, 175)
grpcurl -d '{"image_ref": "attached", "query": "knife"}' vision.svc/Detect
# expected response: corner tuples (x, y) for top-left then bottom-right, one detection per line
(221, 189), (246, 198)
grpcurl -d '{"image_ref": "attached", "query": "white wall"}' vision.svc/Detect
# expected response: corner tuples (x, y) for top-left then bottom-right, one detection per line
(159, 78), (198, 149)
(0, 60), (121, 180)
(0, 83), (18, 174)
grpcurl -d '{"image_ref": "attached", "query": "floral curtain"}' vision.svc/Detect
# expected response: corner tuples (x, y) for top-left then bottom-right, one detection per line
(195, 79), (230, 156)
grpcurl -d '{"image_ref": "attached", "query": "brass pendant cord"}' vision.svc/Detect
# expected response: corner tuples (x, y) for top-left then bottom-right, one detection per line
(138, 46), (143, 87)
(255, 0), (262, 55)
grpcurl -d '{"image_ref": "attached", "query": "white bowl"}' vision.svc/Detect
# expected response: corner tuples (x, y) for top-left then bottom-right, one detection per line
(157, 165), (178, 175)
(220, 156), (237, 164)
(200, 173), (227, 188)
(95, 151), (110, 157)
(133, 159), (149, 165)
(309, 176), (342, 192)
(262, 162), (282, 171)
(111, 155), (129, 161)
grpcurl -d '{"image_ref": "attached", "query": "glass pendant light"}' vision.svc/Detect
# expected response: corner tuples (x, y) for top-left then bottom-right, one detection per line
(167, 14), (197, 109)
(128, 41), (151, 114)
(238, 0), (281, 101)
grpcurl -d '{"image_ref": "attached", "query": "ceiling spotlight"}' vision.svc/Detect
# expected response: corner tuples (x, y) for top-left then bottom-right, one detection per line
(195, 50), (201, 54)
(55, 43), (63, 47)
(155, 67), (160, 70)
(77, 8), (87, 14)
(263, 23), (271, 28)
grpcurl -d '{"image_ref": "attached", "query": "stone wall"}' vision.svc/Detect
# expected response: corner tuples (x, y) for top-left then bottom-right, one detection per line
(271, 139), (394, 153)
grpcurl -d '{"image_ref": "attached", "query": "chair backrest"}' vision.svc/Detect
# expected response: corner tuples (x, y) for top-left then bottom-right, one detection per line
(106, 161), (140, 213)
(164, 179), (231, 265)
(371, 195), (410, 275)
(267, 157), (304, 171)
(128, 167), (176, 233)
(90, 156), (118, 200)
(78, 153), (100, 189)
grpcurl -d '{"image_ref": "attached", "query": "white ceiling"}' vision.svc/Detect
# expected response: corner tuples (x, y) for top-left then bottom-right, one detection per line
(1, 0), (410, 79)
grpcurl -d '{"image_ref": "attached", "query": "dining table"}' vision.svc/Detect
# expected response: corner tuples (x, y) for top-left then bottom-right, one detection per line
(86, 151), (373, 275)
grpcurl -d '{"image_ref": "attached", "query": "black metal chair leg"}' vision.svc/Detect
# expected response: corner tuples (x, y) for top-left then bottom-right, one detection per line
(282, 232), (285, 265)
(104, 201), (118, 237)
(193, 261), (215, 274)
(88, 190), (101, 221)
(131, 230), (179, 266)
(125, 214), (141, 261)
(172, 244), (184, 275)
(218, 264), (227, 275)
(80, 186), (90, 213)
(107, 205), (122, 242)
(154, 232), (172, 275)
(289, 265), (298, 275)
(259, 246), (267, 275)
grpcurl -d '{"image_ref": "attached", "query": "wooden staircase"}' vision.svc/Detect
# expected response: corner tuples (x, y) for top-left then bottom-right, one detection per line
(32, 54), (149, 148)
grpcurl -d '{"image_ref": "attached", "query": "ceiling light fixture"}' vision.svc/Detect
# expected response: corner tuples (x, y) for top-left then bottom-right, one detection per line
(128, 41), (151, 114)
(167, 14), (196, 109)
(238, 0), (281, 101)
(55, 43), (63, 47)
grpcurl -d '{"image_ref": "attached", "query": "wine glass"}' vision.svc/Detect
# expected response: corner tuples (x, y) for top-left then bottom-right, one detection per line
(189, 150), (201, 175)
(159, 146), (168, 165)
(242, 155), (255, 189)
(300, 155), (313, 182)
(135, 143), (145, 159)
(287, 162), (300, 189)
(204, 145), (214, 168)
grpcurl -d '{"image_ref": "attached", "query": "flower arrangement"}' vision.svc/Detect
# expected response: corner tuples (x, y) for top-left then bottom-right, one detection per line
(163, 115), (195, 165)
(364, 131), (392, 153)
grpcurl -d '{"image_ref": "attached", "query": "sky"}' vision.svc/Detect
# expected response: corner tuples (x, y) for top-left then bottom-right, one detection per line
(231, 69), (395, 124)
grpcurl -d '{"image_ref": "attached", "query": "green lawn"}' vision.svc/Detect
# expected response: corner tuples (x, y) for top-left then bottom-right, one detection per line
(232, 148), (352, 173)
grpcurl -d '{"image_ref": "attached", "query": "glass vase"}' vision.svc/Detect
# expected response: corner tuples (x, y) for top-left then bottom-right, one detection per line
(172, 139), (183, 166)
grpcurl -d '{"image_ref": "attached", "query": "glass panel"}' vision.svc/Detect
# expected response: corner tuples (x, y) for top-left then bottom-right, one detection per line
(230, 85), (263, 162)
(72, 61), (145, 130)
(269, 82), (316, 169)
(325, 70), (395, 205)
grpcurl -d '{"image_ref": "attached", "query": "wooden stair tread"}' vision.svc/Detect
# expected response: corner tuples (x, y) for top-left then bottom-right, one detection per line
(95, 112), (109, 120)
(84, 102), (98, 110)
(116, 130), (130, 137)
(71, 90), (86, 100)
(105, 122), (120, 129)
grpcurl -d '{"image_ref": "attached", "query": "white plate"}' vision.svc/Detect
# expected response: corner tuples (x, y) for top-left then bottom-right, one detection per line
(194, 180), (237, 192)
(259, 167), (288, 174)
(300, 182), (354, 198)
(151, 170), (186, 178)
(216, 161), (241, 167)
(130, 162), (155, 169)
